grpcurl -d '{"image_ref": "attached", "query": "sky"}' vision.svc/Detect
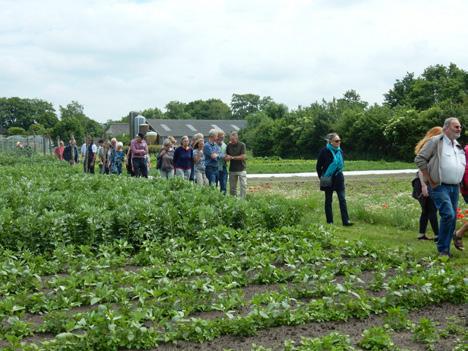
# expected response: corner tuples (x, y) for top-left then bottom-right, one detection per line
(1, 0), (467, 122)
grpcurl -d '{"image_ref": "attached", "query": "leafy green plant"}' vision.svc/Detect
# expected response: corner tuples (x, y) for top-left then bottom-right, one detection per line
(413, 317), (439, 345)
(384, 307), (411, 331)
(358, 327), (397, 351)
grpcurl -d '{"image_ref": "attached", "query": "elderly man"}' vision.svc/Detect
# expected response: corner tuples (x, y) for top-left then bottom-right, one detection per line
(130, 133), (149, 178)
(225, 131), (247, 198)
(82, 137), (97, 174)
(204, 129), (221, 186)
(415, 117), (465, 257)
(63, 138), (78, 165)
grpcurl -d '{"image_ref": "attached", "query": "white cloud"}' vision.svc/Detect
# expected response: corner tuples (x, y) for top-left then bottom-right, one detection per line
(0, 0), (467, 121)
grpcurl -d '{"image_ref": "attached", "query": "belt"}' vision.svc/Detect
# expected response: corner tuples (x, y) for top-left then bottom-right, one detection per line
(441, 183), (459, 186)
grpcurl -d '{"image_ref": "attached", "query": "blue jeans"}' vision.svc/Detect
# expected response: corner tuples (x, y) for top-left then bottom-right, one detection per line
(218, 168), (228, 194)
(206, 166), (218, 186)
(429, 184), (459, 254)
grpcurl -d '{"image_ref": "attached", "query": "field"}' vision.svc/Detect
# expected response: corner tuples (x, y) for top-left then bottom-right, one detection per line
(246, 158), (414, 174)
(0, 155), (466, 351)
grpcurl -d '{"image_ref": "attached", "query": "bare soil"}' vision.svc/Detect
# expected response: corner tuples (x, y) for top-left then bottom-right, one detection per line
(155, 303), (466, 351)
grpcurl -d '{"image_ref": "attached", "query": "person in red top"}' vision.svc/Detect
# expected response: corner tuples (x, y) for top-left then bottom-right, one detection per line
(454, 145), (468, 251)
(130, 133), (149, 178)
(54, 141), (65, 160)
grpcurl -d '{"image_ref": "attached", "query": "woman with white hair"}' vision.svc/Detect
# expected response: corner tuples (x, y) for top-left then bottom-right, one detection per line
(193, 137), (208, 185)
(158, 138), (175, 179)
(316, 133), (353, 226)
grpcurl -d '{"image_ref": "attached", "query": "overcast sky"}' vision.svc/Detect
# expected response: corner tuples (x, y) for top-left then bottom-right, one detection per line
(1, 0), (467, 122)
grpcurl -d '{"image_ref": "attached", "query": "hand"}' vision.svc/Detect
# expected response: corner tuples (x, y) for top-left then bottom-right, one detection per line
(421, 185), (429, 197)
(211, 152), (218, 159)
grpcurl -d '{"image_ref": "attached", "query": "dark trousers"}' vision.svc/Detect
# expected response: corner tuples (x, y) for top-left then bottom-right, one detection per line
(217, 168), (228, 194)
(324, 188), (350, 225)
(132, 158), (148, 178)
(417, 196), (439, 236)
(84, 161), (95, 174)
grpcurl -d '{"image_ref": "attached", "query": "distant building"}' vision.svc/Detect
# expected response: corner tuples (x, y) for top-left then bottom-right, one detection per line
(105, 119), (247, 144)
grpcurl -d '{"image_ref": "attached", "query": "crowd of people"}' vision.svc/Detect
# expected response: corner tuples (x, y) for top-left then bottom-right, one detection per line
(55, 129), (247, 198)
(53, 117), (467, 256)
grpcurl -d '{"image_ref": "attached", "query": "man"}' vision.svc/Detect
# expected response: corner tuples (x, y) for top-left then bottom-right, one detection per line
(225, 131), (247, 198)
(63, 138), (78, 165)
(415, 117), (465, 257)
(217, 130), (228, 194)
(203, 129), (221, 186)
(130, 133), (149, 178)
(82, 137), (97, 174)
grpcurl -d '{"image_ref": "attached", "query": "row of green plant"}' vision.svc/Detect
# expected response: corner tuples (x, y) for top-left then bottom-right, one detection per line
(0, 157), (301, 252)
(0, 224), (466, 349)
(249, 315), (467, 351)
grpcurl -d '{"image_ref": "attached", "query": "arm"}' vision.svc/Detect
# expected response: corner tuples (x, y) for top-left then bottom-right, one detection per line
(415, 138), (437, 187)
(418, 170), (429, 197)
(316, 149), (325, 177)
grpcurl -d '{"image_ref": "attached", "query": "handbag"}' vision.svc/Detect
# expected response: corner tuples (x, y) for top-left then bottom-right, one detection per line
(320, 175), (333, 188)
(411, 176), (422, 199)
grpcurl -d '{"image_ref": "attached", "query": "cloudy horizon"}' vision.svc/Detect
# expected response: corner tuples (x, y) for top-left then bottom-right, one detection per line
(1, 0), (467, 122)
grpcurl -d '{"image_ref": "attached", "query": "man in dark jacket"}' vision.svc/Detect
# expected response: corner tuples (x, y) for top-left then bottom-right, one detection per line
(63, 138), (79, 165)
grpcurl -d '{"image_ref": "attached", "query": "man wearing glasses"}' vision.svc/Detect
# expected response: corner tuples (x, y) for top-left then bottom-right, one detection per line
(415, 117), (465, 257)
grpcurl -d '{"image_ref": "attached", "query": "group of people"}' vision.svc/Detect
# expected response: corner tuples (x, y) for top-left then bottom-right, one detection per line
(156, 129), (247, 198)
(55, 129), (247, 198)
(56, 137), (126, 175)
(316, 117), (466, 257)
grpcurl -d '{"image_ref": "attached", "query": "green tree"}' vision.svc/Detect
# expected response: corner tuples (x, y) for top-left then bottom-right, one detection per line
(52, 101), (103, 143)
(164, 101), (191, 119)
(231, 94), (262, 119)
(7, 126), (26, 136)
(0, 97), (58, 131)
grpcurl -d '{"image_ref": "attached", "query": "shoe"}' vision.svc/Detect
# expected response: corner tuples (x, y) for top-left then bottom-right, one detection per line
(438, 251), (451, 258)
(454, 235), (464, 251)
(418, 235), (431, 240)
(343, 222), (354, 227)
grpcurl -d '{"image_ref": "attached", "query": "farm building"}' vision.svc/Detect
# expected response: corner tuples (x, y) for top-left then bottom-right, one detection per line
(105, 119), (247, 144)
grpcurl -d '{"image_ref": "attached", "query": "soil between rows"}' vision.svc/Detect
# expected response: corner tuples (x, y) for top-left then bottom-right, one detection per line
(154, 303), (467, 351)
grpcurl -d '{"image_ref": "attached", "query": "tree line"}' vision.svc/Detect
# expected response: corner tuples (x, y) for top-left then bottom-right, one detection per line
(1, 63), (467, 161)
(241, 63), (468, 161)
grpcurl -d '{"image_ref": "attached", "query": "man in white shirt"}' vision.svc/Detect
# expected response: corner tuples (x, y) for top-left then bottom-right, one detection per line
(415, 117), (465, 256)
(82, 137), (97, 174)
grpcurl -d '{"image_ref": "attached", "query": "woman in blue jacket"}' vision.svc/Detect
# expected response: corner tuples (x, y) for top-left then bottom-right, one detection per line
(316, 133), (353, 226)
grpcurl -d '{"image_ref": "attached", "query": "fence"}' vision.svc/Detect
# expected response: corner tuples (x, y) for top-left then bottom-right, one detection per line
(0, 135), (54, 156)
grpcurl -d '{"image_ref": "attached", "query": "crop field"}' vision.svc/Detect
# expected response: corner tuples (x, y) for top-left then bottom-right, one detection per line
(0, 155), (466, 351)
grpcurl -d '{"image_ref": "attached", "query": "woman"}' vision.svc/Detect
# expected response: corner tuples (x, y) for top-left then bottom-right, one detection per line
(413, 127), (442, 241)
(193, 137), (208, 185)
(158, 138), (175, 179)
(316, 133), (352, 226)
(173, 136), (193, 180)
(54, 141), (64, 160)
